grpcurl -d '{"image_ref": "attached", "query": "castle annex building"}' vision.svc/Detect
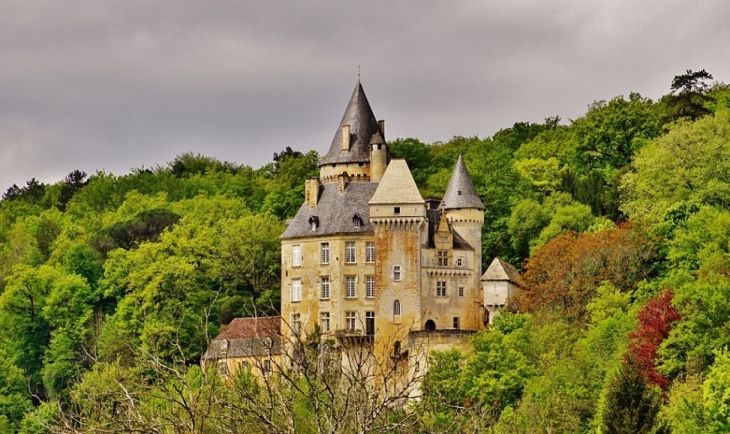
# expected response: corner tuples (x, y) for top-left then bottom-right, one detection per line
(204, 82), (522, 379)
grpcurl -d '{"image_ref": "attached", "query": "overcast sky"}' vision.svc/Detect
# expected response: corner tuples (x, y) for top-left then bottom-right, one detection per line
(1, 0), (728, 190)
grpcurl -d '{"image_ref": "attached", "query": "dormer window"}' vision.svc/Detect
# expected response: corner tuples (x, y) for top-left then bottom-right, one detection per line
(353, 214), (363, 228)
(309, 216), (319, 231)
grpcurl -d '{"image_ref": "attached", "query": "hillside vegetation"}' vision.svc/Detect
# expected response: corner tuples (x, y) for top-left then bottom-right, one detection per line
(1, 70), (730, 433)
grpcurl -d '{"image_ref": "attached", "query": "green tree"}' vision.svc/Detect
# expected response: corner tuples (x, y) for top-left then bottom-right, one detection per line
(600, 354), (665, 434)
(663, 69), (714, 123)
(703, 350), (730, 432)
(621, 109), (730, 221)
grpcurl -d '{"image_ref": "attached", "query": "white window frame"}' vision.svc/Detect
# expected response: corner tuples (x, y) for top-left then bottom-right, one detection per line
(456, 257), (463, 267)
(393, 265), (402, 282)
(345, 276), (356, 298)
(366, 276), (375, 298)
(345, 242), (356, 263)
(320, 312), (330, 333)
(366, 242), (375, 263)
(292, 245), (301, 267)
(346, 311), (357, 331)
(291, 312), (301, 334)
(292, 279), (301, 302)
(321, 242), (330, 265)
(320, 277), (330, 300)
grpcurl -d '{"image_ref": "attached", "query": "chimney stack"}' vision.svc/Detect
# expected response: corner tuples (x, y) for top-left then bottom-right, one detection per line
(342, 125), (351, 151)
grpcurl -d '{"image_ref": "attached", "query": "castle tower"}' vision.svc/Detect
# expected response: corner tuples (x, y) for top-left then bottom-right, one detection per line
(368, 159), (426, 357)
(439, 155), (485, 324)
(318, 82), (387, 185)
(369, 128), (389, 183)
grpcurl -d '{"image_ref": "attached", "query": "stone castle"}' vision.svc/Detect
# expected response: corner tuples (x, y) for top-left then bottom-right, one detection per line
(204, 81), (523, 379)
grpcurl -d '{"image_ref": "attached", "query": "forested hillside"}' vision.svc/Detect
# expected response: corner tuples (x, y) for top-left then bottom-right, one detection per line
(1, 70), (730, 433)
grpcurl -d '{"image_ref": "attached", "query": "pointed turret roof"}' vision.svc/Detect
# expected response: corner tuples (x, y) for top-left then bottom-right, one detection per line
(440, 155), (485, 210)
(319, 82), (381, 166)
(369, 159), (424, 205)
(481, 257), (524, 287)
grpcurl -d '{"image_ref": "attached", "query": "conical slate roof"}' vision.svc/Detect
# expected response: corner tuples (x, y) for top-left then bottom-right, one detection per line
(369, 159), (424, 205)
(319, 82), (381, 166)
(439, 155), (485, 210)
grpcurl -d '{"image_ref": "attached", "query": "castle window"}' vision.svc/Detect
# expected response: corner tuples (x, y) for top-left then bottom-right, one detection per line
(457, 190), (462, 195)
(458, 286), (465, 297)
(436, 281), (447, 297)
(218, 361), (228, 376)
(438, 251), (448, 267)
(353, 214), (363, 228)
(456, 258), (463, 267)
(320, 312), (330, 333)
(393, 300), (401, 316)
(320, 277), (330, 300)
(346, 311), (357, 331)
(394, 207), (400, 214)
(321, 243), (330, 265)
(366, 276), (375, 298)
(292, 245), (301, 267)
(345, 276), (356, 298)
(262, 359), (272, 373)
(292, 279), (301, 302)
(366, 311), (375, 335)
(346, 242), (356, 263)
(291, 313), (301, 334)
(414, 361), (420, 372)
(393, 265), (402, 281)
(453, 317), (460, 329)
(366, 242), (375, 263)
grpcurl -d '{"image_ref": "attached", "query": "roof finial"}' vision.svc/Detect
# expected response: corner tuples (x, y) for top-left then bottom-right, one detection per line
(358, 65), (361, 82)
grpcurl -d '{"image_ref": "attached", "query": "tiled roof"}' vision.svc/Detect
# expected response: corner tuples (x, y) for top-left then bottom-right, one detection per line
(481, 257), (524, 287)
(281, 182), (379, 239)
(213, 316), (281, 341)
(320, 82), (381, 166)
(368, 159), (424, 205)
(440, 155), (485, 210)
(203, 316), (282, 360)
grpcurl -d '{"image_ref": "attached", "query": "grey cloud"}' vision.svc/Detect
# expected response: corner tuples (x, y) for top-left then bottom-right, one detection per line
(0, 0), (728, 190)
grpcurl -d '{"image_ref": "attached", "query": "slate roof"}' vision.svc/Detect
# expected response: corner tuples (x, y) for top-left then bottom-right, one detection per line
(281, 182), (379, 239)
(320, 82), (382, 166)
(481, 257), (525, 287)
(368, 159), (424, 205)
(203, 316), (282, 360)
(440, 155), (485, 210)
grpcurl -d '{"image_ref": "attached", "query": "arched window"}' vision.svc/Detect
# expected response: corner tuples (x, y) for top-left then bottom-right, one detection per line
(393, 300), (401, 316)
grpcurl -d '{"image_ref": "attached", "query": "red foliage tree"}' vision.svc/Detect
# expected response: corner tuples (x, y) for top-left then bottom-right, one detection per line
(513, 224), (658, 322)
(628, 290), (681, 389)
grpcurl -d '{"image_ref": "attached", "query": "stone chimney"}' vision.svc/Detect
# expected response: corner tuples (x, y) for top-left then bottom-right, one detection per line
(305, 178), (319, 208)
(341, 125), (351, 151)
(338, 172), (350, 193)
